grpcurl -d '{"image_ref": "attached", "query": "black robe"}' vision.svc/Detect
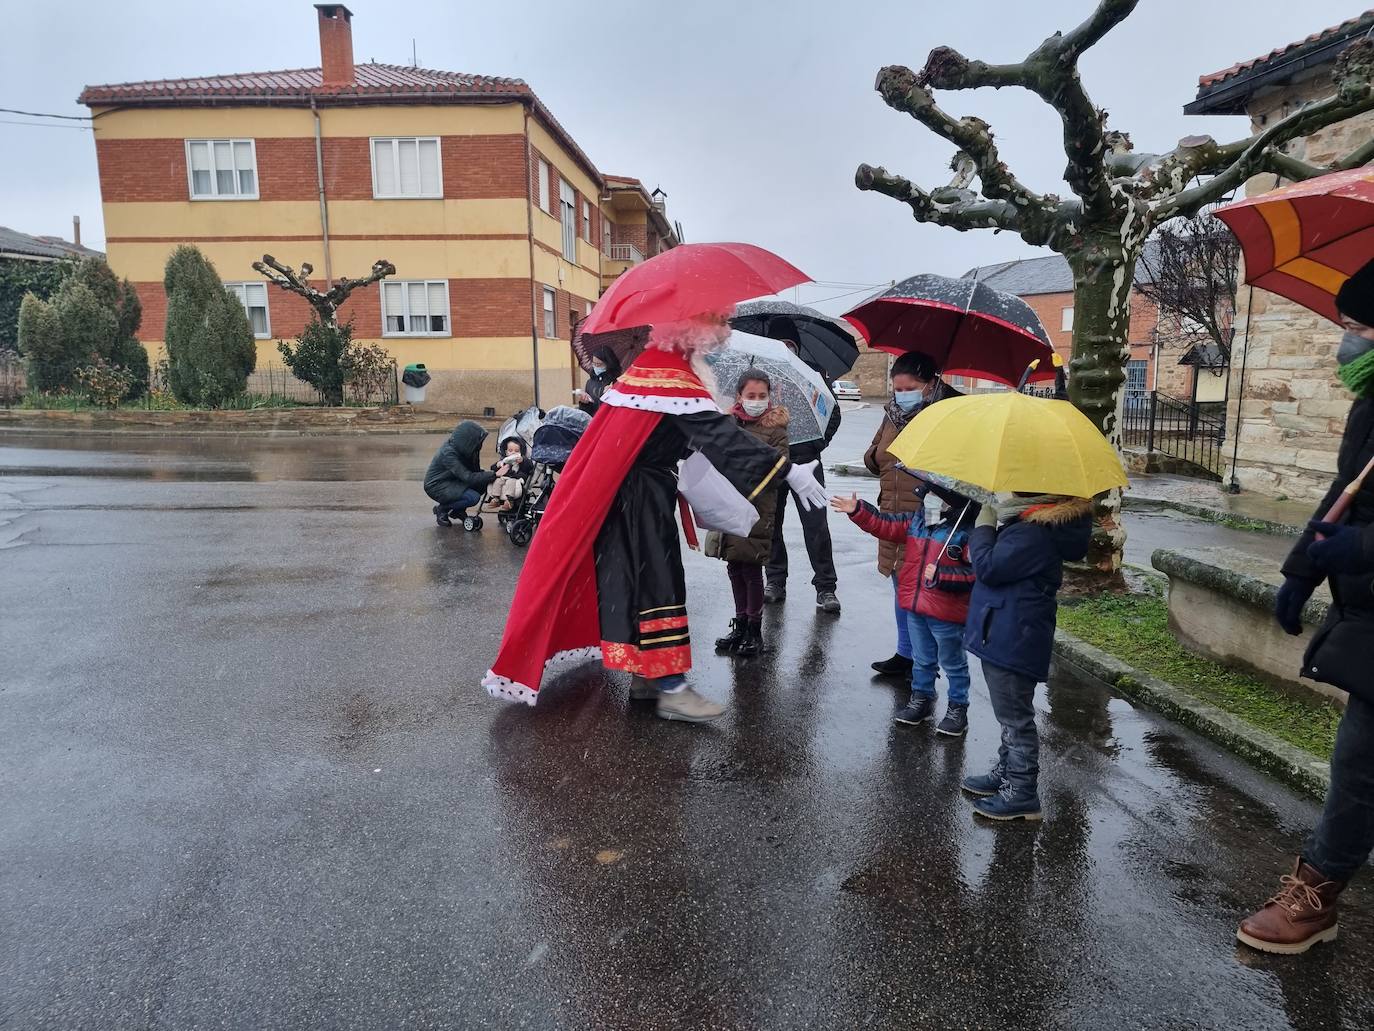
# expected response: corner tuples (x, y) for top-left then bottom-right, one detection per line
(594, 410), (788, 678)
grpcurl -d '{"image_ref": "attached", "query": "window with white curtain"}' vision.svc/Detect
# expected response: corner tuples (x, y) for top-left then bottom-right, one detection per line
(582, 200), (592, 241)
(186, 139), (257, 199)
(381, 280), (450, 336)
(225, 282), (270, 337)
(371, 138), (442, 199)
(537, 158), (551, 213)
(603, 217), (613, 255)
(542, 287), (556, 338)
(559, 180), (577, 261)
(1061, 306), (1074, 332)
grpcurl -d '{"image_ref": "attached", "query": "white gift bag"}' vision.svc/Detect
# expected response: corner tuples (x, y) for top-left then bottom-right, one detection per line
(678, 451), (759, 537)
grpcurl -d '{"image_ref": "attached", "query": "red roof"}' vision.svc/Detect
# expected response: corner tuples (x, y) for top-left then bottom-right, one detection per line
(1198, 11), (1374, 87)
(79, 62), (602, 183)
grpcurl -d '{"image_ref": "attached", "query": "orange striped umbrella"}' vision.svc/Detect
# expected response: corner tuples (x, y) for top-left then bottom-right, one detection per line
(1214, 167), (1374, 324)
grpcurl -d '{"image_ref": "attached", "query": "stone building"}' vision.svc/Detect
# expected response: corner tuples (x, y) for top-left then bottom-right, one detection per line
(1186, 11), (1374, 500)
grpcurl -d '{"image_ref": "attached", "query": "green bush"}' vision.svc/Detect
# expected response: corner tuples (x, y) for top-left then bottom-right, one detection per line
(74, 357), (136, 408)
(1, 258), (73, 350)
(163, 245), (256, 407)
(13, 257), (148, 398)
(278, 315), (353, 406)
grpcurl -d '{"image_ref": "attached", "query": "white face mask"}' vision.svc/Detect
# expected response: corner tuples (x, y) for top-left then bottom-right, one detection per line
(740, 399), (769, 417)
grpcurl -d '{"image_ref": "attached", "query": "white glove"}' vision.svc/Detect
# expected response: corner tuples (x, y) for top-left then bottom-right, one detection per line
(785, 460), (829, 512)
(975, 505), (998, 529)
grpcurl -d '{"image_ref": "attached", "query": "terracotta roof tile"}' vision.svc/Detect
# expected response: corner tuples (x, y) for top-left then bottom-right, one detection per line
(1198, 11), (1374, 87)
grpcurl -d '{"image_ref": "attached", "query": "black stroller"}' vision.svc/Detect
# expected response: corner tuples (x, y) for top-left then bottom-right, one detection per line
(505, 405), (591, 547)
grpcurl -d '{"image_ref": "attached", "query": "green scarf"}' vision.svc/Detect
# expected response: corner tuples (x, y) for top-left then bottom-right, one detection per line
(1339, 347), (1374, 398)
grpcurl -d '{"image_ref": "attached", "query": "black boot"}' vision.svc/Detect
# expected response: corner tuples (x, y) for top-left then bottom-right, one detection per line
(935, 704), (969, 737)
(715, 617), (748, 653)
(735, 617), (763, 657)
(871, 653), (914, 677)
(433, 504), (452, 527)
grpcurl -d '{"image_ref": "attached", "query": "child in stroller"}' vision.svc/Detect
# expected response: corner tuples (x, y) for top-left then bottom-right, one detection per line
(484, 436), (534, 517)
(504, 405), (591, 547)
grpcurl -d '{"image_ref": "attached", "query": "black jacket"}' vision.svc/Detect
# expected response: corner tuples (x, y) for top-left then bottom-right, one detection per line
(491, 436), (534, 480)
(424, 421), (495, 494)
(789, 386), (841, 465)
(965, 498), (1093, 682)
(1284, 396), (1374, 697)
(578, 348), (624, 416)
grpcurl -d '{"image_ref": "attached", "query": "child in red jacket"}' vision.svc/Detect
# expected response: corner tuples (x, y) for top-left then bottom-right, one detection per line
(833, 488), (978, 735)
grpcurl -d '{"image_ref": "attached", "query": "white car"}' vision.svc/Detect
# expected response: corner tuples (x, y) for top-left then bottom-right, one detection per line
(832, 379), (862, 401)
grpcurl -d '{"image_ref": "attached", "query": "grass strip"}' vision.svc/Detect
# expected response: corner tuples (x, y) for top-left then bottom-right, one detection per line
(1058, 592), (1339, 760)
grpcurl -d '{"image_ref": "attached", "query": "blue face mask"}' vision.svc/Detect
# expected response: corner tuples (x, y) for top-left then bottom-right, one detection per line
(591, 363), (607, 377)
(894, 389), (926, 413)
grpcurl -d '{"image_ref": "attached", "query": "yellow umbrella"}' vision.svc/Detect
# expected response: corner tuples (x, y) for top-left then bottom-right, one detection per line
(886, 390), (1127, 500)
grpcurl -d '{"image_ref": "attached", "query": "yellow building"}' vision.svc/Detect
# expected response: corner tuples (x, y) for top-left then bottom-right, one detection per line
(79, 3), (679, 413)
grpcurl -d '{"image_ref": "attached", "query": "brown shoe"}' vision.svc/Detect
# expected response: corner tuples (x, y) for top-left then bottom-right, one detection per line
(1236, 860), (1345, 955)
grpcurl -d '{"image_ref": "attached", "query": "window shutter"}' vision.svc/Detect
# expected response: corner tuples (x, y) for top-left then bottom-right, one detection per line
(398, 140), (421, 196)
(427, 282), (448, 332)
(374, 140), (397, 196)
(213, 141), (235, 194)
(418, 139), (441, 196)
(537, 159), (550, 212)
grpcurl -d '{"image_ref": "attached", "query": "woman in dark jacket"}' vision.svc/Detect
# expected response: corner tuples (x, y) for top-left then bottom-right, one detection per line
(713, 372), (789, 657)
(961, 494), (1092, 822)
(575, 346), (623, 416)
(1239, 259), (1374, 955)
(423, 420), (495, 526)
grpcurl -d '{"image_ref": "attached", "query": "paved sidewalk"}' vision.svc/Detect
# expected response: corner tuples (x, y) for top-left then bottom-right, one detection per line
(1127, 474), (1313, 534)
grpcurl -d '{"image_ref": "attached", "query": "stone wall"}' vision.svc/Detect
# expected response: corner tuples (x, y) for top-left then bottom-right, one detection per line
(1224, 75), (1374, 500)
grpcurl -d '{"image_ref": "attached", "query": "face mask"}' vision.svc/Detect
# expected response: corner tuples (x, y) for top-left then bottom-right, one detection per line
(740, 399), (769, 417)
(894, 389), (926, 413)
(591, 363), (607, 377)
(1337, 331), (1374, 367)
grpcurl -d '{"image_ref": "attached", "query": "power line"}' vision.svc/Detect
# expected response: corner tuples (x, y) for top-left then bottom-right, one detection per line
(0, 107), (92, 121)
(0, 118), (92, 130)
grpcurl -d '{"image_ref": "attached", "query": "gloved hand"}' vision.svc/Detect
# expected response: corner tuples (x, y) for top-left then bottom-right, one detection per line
(1307, 520), (1374, 575)
(1274, 575), (1318, 636)
(975, 505), (998, 529)
(785, 460), (829, 511)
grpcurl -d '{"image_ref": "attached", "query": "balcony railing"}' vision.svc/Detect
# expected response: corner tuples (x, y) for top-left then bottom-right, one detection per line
(607, 243), (645, 265)
(1121, 390), (1227, 480)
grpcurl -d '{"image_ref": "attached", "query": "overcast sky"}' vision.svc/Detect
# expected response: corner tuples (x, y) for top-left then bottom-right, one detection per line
(2, 0), (1365, 311)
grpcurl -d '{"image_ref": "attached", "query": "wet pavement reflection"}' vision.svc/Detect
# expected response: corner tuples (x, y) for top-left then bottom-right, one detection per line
(3, 428), (1373, 1030)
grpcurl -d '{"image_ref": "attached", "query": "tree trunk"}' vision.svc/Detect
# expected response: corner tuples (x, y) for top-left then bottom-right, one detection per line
(1066, 235), (1136, 581)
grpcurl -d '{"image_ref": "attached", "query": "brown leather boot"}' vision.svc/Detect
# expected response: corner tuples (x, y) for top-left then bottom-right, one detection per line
(1236, 860), (1345, 955)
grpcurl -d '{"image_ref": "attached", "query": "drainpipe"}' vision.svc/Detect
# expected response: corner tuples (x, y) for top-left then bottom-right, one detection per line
(1226, 286), (1254, 494)
(522, 104), (542, 408)
(311, 96), (333, 285)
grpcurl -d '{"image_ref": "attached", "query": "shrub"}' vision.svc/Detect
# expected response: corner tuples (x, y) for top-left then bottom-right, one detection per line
(1, 258), (72, 350)
(163, 245), (256, 407)
(343, 342), (394, 404)
(278, 315), (353, 406)
(74, 357), (136, 408)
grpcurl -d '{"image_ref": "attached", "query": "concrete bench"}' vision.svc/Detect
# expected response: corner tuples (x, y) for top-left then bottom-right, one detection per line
(1150, 546), (1343, 706)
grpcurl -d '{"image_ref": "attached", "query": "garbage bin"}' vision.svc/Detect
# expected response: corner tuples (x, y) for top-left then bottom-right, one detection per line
(401, 363), (431, 404)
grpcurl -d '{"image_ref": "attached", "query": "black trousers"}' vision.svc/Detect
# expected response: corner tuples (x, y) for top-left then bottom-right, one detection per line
(1306, 691), (1374, 882)
(766, 464), (837, 592)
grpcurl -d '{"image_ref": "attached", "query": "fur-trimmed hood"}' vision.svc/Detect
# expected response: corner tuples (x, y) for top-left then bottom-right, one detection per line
(1021, 497), (1093, 526)
(1020, 496), (1094, 563)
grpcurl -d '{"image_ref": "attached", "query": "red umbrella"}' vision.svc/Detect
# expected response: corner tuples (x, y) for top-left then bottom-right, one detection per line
(580, 242), (810, 336)
(1214, 167), (1374, 324)
(842, 273), (1056, 386)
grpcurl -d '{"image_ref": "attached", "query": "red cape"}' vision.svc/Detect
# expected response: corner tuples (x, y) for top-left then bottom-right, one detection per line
(483, 348), (719, 705)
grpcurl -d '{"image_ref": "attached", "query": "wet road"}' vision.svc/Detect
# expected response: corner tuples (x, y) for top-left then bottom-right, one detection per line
(3, 428), (1372, 1031)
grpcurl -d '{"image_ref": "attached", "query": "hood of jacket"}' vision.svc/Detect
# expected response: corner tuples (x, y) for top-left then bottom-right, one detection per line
(497, 435), (529, 459)
(449, 421), (488, 464)
(590, 346), (624, 381)
(1021, 497), (1093, 561)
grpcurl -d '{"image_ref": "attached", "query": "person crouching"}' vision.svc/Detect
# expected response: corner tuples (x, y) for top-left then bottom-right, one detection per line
(832, 487), (978, 735)
(961, 493), (1092, 821)
(424, 420), (495, 527)
(713, 372), (790, 658)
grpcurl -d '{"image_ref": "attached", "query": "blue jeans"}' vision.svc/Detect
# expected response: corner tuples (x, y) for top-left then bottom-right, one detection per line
(982, 659), (1039, 801)
(429, 487), (480, 515)
(1305, 693), (1374, 882)
(892, 574), (912, 659)
(905, 612), (970, 705)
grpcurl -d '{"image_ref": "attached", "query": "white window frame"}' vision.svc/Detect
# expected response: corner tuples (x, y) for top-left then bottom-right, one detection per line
(559, 180), (577, 262)
(1061, 306), (1074, 332)
(185, 138), (259, 200)
(224, 282), (271, 339)
(582, 199), (592, 241)
(542, 287), (556, 338)
(537, 158), (551, 214)
(370, 137), (443, 199)
(381, 279), (451, 337)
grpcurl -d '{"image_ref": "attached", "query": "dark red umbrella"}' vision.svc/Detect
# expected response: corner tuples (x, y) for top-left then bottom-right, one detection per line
(579, 242), (810, 336)
(843, 273), (1056, 386)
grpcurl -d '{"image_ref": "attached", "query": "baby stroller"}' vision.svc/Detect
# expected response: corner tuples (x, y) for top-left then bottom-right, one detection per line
(505, 405), (591, 547)
(489, 404), (544, 529)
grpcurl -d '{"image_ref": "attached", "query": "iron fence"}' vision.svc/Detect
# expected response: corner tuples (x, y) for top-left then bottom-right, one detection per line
(1121, 390), (1227, 479)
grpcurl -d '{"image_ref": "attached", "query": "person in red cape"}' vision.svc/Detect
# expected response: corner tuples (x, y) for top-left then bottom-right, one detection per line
(483, 324), (829, 722)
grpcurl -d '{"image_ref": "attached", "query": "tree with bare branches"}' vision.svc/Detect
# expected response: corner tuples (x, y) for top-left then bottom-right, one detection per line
(1137, 213), (1240, 366)
(857, 0), (1374, 572)
(251, 255), (396, 326)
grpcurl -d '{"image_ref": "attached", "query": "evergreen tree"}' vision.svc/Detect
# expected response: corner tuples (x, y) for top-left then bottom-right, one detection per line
(163, 245), (256, 406)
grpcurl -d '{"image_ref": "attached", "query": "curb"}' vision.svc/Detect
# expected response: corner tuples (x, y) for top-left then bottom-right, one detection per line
(1052, 628), (1330, 799)
(1122, 494), (1301, 537)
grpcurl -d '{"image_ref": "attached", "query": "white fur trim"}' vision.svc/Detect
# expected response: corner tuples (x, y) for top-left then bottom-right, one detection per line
(482, 646), (602, 706)
(602, 388), (720, 416)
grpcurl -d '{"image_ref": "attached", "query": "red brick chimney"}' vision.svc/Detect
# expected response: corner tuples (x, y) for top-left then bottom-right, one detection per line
(315, 4), (356, 87)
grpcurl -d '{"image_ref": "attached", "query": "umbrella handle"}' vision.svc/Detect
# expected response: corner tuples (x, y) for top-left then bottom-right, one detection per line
(1016, 359), (1042, 391)
(929, 501), (972, 569)
(1316, 453), (1374, 538)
